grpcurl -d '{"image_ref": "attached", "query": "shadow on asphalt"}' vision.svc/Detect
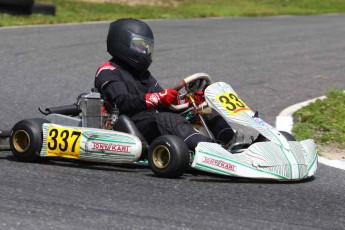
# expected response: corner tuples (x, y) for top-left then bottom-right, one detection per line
(0, 153), (316, 183)
(188, 172), (315, 184)
(1, 153), (147, 173)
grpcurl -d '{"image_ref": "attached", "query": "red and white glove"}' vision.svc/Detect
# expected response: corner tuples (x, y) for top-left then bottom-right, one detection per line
(145, 89), (179, 109)
(194, 90), (205, 105)
(177, 90), (205, 107)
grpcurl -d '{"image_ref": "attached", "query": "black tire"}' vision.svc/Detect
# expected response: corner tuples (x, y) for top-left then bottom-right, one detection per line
(148, 135), (190, 178)
(32, 4), (56, 16)
(10, 118), (50, 162)
(254, 131), (296, 143)
(0, 0), (34, 7)
(279, 131), (296, 141)
(0, 0), (34, 15)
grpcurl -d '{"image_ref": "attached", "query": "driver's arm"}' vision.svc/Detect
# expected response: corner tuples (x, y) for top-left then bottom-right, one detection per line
(95, 68), (178, 116)
(95, 69), (147, 116)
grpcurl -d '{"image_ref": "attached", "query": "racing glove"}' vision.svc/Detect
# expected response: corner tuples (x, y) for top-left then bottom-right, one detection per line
(145, 89), (179, 109)
(194, 90), (205, 105)
(180, 90), (205, 107)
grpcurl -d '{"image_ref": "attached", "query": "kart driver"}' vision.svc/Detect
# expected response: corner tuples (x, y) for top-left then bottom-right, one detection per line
(94, 18), (239, 151)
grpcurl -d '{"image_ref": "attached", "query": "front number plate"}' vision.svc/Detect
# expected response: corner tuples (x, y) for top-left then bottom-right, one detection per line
(216, 92), (250, 116)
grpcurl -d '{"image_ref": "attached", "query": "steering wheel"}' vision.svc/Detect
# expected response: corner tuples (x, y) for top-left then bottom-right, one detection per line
(169, 73), (211, 112)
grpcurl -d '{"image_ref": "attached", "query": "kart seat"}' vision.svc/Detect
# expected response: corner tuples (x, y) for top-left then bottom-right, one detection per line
(113, 115), (148, 158)
(102, 98), (146, 144)
(113, 115), (146, 143)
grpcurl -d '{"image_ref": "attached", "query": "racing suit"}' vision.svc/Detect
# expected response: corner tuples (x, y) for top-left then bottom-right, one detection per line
(94, 59), (234, 150)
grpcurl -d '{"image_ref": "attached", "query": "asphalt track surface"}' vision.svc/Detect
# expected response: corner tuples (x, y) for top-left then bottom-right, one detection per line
(1, 15), (345, 229)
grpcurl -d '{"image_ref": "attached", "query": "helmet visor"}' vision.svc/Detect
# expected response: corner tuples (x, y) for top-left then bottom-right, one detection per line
(130, 33), (154, 57)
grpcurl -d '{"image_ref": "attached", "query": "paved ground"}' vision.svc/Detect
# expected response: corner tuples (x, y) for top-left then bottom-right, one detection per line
(1, 15), (345, 229)
(319, 146), (345, 160)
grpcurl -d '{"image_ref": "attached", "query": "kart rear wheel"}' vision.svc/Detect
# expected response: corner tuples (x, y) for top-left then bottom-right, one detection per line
(10, 118), (50, 162)
(148, 135), (190, 178)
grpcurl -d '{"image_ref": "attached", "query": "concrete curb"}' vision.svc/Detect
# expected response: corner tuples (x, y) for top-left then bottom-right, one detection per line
(275, 96), (345, 171)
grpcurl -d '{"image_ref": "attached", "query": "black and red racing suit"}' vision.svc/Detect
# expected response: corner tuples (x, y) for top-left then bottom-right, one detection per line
(94, 59), (234, 150)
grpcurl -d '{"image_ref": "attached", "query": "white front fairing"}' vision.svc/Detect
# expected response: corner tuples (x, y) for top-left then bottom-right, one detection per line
(191, 82), (317, 180)
(205, 82), (290, 149)
(192, 140), (317, 180)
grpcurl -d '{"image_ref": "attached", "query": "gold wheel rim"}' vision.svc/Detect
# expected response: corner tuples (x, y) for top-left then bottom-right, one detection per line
(152, 145), (171, 169)
(13, 130), (30, 153)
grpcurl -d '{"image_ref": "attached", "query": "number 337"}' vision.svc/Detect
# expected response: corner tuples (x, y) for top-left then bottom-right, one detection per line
(47, 127), (82, 155)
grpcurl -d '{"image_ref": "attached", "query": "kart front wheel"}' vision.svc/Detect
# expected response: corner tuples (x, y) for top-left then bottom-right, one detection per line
(148, 135), (190, 178)
(10, 118), (50, 162)
(279, 131), (296, 141)
(254, 131), (296, 142)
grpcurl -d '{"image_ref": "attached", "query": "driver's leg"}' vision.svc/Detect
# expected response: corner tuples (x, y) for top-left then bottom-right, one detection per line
(154, 112), (213, 150)
(131, 111), (213, 150)
(205, 112), (235, 145)
(130, 110), (160, 144)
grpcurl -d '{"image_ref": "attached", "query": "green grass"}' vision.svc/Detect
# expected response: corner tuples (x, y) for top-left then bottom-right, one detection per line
(293, 89), (345, 149)
(2, 0), (345, 26)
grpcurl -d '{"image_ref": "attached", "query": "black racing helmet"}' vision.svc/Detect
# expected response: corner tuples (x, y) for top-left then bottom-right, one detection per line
(107, 18), (154, 73)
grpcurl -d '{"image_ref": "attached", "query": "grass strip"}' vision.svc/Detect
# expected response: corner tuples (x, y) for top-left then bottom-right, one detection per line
(2, 0), (345, 26)
(293, 89), (345, 149)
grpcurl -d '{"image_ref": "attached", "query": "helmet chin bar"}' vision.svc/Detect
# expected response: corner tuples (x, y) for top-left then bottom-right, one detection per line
(113, 54), (151, 73)
(127, 55), (152, 73)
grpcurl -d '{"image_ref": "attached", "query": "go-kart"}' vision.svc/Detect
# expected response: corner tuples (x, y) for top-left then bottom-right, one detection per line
(0, 73), (317, 180)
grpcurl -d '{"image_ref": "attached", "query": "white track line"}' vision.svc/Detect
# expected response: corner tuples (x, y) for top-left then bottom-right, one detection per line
(275, 96), (345, 171)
